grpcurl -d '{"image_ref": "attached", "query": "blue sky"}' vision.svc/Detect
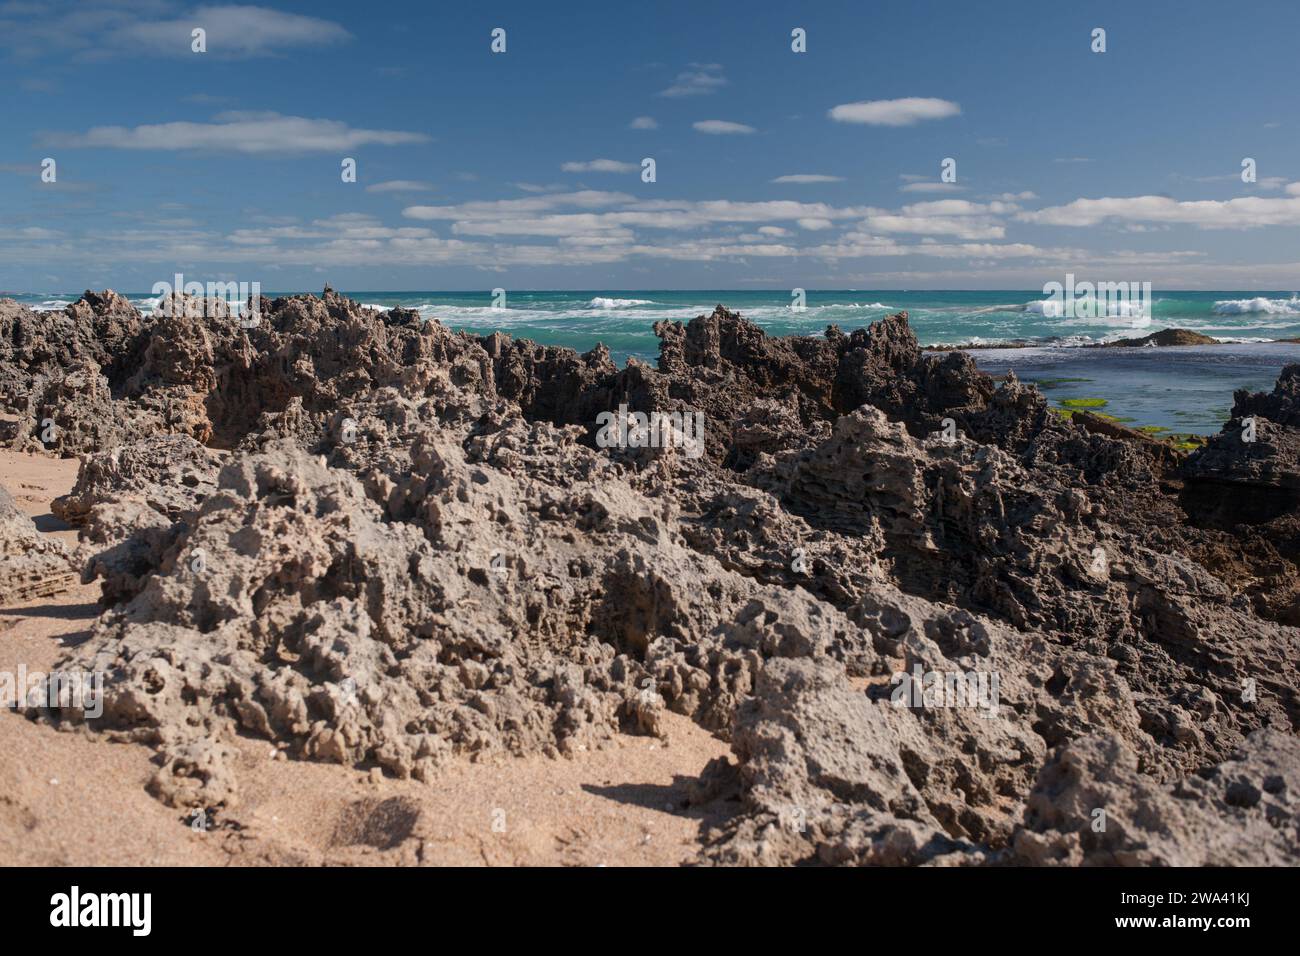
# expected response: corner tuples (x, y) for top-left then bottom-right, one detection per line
(2, 0), (1299, 292)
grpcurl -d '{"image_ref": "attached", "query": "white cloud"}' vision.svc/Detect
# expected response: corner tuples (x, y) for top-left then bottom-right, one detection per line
(903, 199), (1021, 216)
(865, 215), (1005, 240)
(1183, 173), (1288, 191)
(693, 120), (756, 135)
(561, 159), (639, 173)
(983, 191), (1038, 201)
(1019, 190), (1300, 229)
(862, 199), (1019, 240)
(805, 232), (1045, 261)
(828, 97), (960, 127)
(659, 64), (726, 97)
(24, 175), (1268, 280)
(0, 3), (350, 60)
(401, 196), (873, 249)
(115, 5), (351, 57)
(625, 199), (868, 225)
(48, 112), (429, 154)
(7, 209), (1278, 283)
(365, 180), (434, 193)
(900, 182), (963, 193)
(451, 215), (635, 239)
(629, 116), (659, 129)
(771, 174), (844, 184)
(403, 191), (635, 221)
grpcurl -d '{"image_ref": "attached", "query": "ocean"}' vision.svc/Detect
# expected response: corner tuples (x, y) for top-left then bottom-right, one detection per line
(9, 289), (1300, 435)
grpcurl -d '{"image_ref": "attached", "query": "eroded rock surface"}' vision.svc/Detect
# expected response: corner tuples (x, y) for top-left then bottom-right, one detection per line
(5, 290), (1296, 865)
(0, 482), (78, 605)
(1180, 364), (1300, 624)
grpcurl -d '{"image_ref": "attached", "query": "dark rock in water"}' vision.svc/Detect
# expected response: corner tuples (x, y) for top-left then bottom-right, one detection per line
(1094, 328), (1220, 347)
(5, 288), (1298, 866)
(1233, 361), (1300, 428)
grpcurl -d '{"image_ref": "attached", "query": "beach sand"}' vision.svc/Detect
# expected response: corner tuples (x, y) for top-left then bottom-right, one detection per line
(0, 449), (735, 866)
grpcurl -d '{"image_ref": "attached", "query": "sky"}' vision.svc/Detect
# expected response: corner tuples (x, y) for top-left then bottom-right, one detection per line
(2, 0), (1300, 292)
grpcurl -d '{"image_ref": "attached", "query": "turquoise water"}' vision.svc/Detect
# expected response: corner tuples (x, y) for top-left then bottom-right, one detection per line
(9, 289), (1299, 434)
(11, 290), (1300, 359)
(333, 289), (1300, 360)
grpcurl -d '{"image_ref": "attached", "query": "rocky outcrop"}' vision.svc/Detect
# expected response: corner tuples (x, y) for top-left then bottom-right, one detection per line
(1180, 364), (1300, 623)
(1184, 364), (1300, 491)
(1070, 410), (1183, 473)
(9, 289), (1298, 865)
(52, 434), (222, 528)
(1096, 328), (1220, 348)
(1011, 730), (1300, 866)
(47, 435), (224, 606)
(0, 483), (78, 605)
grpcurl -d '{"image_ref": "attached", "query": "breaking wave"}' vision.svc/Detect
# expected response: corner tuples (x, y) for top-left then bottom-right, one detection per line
(1213, 296), (1300, 315)
(587, 297), (656, 309)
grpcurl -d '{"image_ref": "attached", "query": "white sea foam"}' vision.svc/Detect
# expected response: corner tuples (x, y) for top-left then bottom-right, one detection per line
(587, 297), (656, 309)
(1024, 298), (1149, 319)
(1024, 299), (1067, 317)
(792, 301), (892, 310)
(1212, 296), (1300, 315)
(1024, 299), (1153, 330)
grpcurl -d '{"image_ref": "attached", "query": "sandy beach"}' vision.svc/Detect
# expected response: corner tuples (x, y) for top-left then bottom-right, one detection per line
(0, 449), (734, 866)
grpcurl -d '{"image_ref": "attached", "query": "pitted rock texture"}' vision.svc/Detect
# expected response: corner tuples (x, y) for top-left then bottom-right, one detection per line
(1010, 729), (1300, 866)
(53, 434), (222, 528)
(8, 289), (1298, 866)
(1180, 363), (1300, 624)
(0, 482), (78, 604)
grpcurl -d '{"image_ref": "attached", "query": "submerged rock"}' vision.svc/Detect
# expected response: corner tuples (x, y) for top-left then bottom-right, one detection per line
(1096, 328), (1220, 348)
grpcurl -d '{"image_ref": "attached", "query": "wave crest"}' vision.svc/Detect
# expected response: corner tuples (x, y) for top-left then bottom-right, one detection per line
(1212, 296), (1300, 315)
(587, 297), (655, 309)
